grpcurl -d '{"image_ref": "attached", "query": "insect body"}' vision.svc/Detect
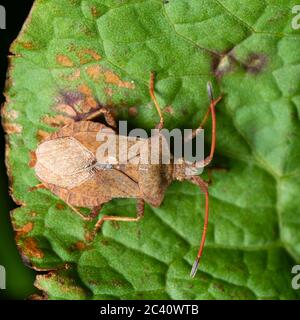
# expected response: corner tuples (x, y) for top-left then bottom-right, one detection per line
(33, 73), (222, 277)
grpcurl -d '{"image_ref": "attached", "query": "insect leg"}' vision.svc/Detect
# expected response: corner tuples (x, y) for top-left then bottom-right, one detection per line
(149, 71), (164, 130)
(83, 107), (117, 128)
(90, 205), (103, 219)
(185, 175), (209, 278)
(65, 202), (99, 221)
(93, 199), (145, 234)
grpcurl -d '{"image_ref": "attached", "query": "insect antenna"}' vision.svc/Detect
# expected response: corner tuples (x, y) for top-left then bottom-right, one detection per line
(190, 178), (209, 278)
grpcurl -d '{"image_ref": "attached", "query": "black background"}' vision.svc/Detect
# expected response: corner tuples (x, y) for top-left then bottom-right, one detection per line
(0, 0), (35, 300)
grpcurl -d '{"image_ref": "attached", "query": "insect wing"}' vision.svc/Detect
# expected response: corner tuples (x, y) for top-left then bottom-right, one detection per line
(35, 137), (96, 189)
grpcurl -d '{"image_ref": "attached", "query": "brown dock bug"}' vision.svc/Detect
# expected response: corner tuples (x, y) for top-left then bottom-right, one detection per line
(33, 72), (222, 278)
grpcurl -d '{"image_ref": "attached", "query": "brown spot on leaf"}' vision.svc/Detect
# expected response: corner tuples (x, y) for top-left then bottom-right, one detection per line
(56, 203), (66, 210)
(74, 241), (86, 251)
(84, 96), (97, 110)
(128, 106), (138, 117)
(43, 114), (73, 127)
(104, 71), (135, 89)
(77, 84), (98, 111)
(28, 151), (37, 168)
(86, 65), (102, 81)
(164, 105), (174, 115)
(23, 238), (44, 259)
(22, 42), (34, 49)
(86, 66), (134, 89)
(85, 231), (94, 242)
(29, 184), (47, 192)
(3, 122), (22, 134)
(77, 49), (101, 64)
(91, 6), (101, 18)
(15, 222), (33, 242)
(56, 55), (74, 67)
(245, 53), (267, 74)
(212, 283), (225, 292)
(78, 84), (92, 96)
(36, 130), (50, 142)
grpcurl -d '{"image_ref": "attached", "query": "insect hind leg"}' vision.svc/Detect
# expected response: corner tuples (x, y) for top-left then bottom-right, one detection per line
(93, 199), (145, 235)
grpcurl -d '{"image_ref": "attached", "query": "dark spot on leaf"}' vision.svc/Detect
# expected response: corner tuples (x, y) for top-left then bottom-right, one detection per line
(85, 231), (94, 242)
(60, 91), (84, 107)
(212, 283), (225, 292)
(128, 106), (138, 117)
(245, 53), (267, 74)
(56, 203), (66, 210)
(29, 184), (47, 192)
(74, 241), (86, 251)
(164, 105), (174, 115)
(180, 108), (189, 116)
(212, 51), (236, 80)
(100, 239), (109, 246)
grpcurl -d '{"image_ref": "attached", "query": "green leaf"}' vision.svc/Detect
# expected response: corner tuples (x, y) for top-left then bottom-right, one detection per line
(3, 0), (300, 300)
